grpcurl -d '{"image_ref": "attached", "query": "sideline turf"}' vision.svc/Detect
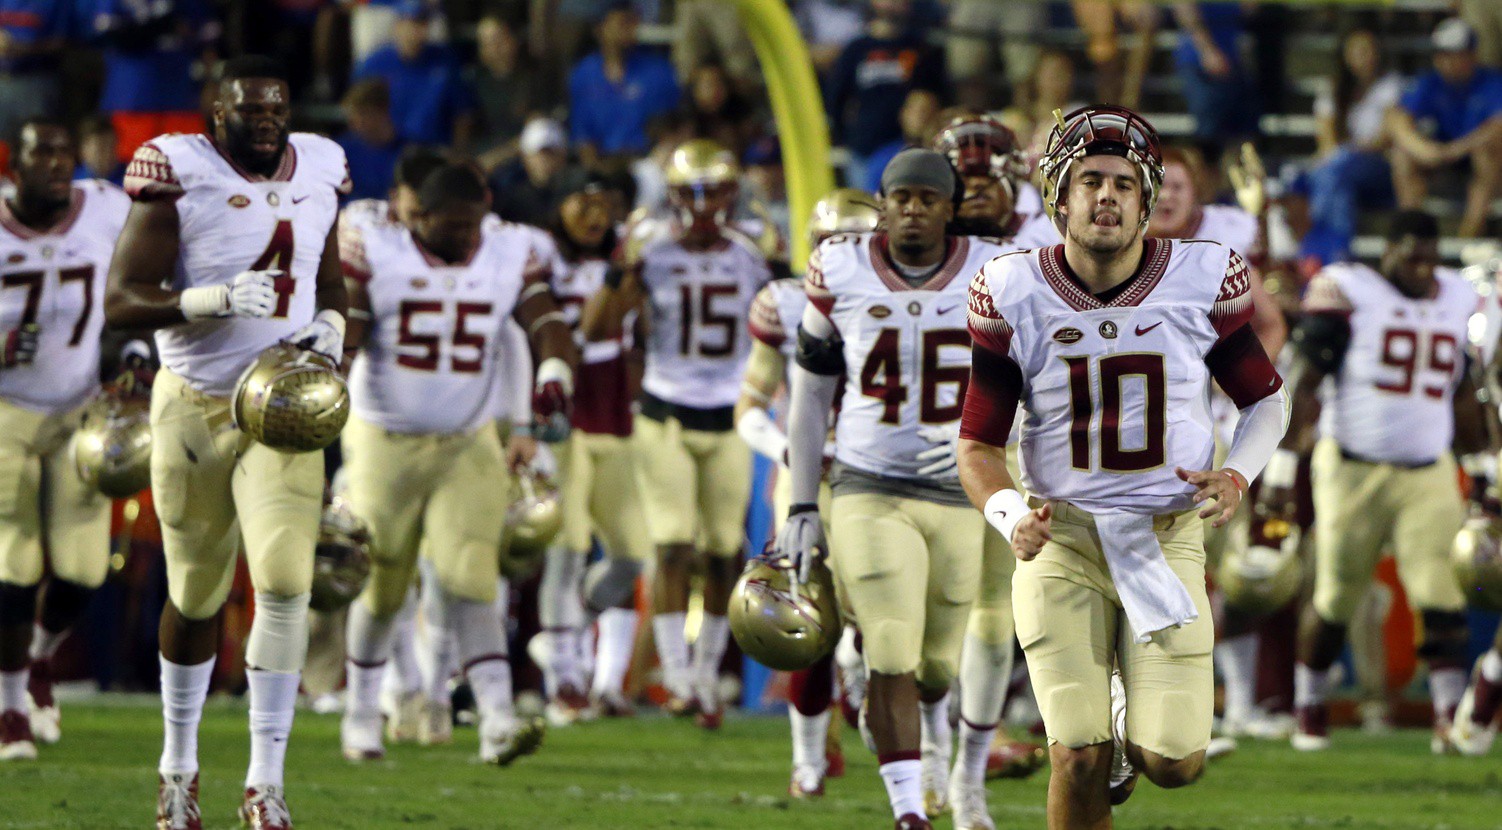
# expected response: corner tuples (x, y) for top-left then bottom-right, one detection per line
(2, 698), (1499, 829)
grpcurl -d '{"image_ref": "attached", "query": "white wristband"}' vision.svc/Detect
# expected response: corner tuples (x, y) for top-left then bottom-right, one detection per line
(1262, 448), (1300, 489)
(315, 308), (346, 337)
(983, 489), (1031, 544)
(536, 356), (573, 396)
(179, 285), (228, 320)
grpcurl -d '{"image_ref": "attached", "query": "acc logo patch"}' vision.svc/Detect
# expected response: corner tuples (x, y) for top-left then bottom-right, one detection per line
(410, 278), (429, 289)
(5, 253), (24, 264)
(228, 194), (251, 208)
(1053, 327), (1083, 344)
(1099, 321), (1118, 339)
(869, 305), (891, 319)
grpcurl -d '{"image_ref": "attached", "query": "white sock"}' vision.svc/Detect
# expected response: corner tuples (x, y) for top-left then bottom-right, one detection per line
(652, 612), (690, 696)
(958, 630), (1013, 727)
(541, 628), (582, 695)
(468, 658), (515, 727)
(30, 624), (67, 662)
(879, 758), (925, 819)
(540, 548), (587, 628)
(159, 655), (215, 776)
(790, 708), (830, 771)
(0, 668), (28, 712)
(692, 614), (730, 696)
(1215, 633), (1259, 724)
(245, 668), (299, 788)
(346, 661), (386, 716)
(1294, 663), (1330, 708)
(1481, 650), (1502, 683)
(919, 693), (952, 756)
(1430, 667), (1467, 719)
(346, 601), (394, 714)
(956, 718), (996, 788)
(387, 592), (421, 696)
(417, 582), (456, 704)
(592, 608), (636, 698)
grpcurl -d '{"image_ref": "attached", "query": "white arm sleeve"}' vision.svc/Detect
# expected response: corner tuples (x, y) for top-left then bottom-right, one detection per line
(1222, 385), (1292, 485)
(786, 304), (840, 506)
(737, 407), (789, 465)
(494, 318), (534, 426)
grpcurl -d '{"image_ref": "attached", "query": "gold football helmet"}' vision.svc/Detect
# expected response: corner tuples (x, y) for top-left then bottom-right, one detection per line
(808, 188), (881, 248)
(501, 469), (563, 578)
(310, 495), (372, 612)
(73, 395), (153, 498)
(232, 342), (350, 453)
(728, 551), (841, 671)
(666, 139), (739, 236)
(1216, 518), (1303, 615)
(1453, 514), (1502, 611)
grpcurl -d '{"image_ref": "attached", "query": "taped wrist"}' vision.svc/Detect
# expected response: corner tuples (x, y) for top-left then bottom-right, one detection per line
(179, 285), (229, 320)
(795, 326), (845, 376)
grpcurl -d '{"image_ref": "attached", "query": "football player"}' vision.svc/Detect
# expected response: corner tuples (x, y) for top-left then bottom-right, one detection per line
(738, 187), (880, 798)
(0, 120), (131, 760)
(1451, 626), (1502, 755)
(336, 163), (575, 765)
(1261, 211), (1491, 754)
(779, 149), (1017, 830)
(105, 56), (352, 830)
(534, 168), (652, 723)
(581, 140), (772, 728)
(958, 106), (1289, 828)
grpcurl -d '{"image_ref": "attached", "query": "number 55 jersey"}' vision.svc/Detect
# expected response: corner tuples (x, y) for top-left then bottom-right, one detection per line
(966, 238), (1282, 514)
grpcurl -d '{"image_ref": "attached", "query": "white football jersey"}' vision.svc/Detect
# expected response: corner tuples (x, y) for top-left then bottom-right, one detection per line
(1306, 263), (1476, 464)
(748, 277), (806, 368)
(124, 133), (351, 395)
(344, 219), (548, 434)
(970, 239), (1263, 513)
(0, 181), (130, 414)
(634, 219), (772, 409)
(807, 232), (1011, 481)
(1012, 211), (1063, 251)
(1185, 204), (1260, 257)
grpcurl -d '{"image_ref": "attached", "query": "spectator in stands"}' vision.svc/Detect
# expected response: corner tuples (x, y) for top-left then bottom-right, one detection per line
(1173, 2), (1261, 153)
(354, 0), (475, 150)
(1389, 18), (1502, 238)
(681, 61), (757, 156)
(567, 3), (680, 168)
(825, 0), (946, 188)
(1070, 0), (1158, 109)
(1001, 48), (1083, 156)
(673, 0), (758, 94)
(0, 0), (66, 142)
(743, 136), (789, 241)
(490, 117), (570, 225)
(861, 89), (940, 194)
(92, 0), (221, 162)
(629, 110), (694, 211)
(470, 14), (550, 172)
(793, 0), (866, 73)
(1460, 0), (1502, 68)
(345, 0), (448, 67)
(946, 0), (1046, 111)
(1295, 28), (1404, 263)
(337, 79), (404, 202)
(74, 116), (124, 185)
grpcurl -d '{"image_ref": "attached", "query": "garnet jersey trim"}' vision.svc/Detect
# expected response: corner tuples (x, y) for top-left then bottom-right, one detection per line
(1038, 237), (1170, 311)
(123, 142), (184, 201)
(0, 188), (85, 240)
(869, 233), (973, 294)
(209, 135), (298, 183)
(748, 282), (788, 348)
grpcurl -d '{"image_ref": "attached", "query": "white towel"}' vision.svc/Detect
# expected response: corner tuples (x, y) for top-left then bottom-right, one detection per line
(1094, 510), (1199, 644)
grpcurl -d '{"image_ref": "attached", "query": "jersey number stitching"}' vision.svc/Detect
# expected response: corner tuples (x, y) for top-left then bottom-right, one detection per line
(396, 300), (495, 373)
(2, 266), (95, 347)
(1375, 328), (1457, 399)
(678, 283), (739, 358)
(250, 219), (297, 318)
(859, 328), (969, 424)
(1063, 352), (1167, 472)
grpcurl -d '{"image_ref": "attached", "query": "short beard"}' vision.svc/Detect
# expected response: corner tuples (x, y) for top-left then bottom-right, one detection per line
(222, 122), (287, 177)
(1066, 216), (1135, 255)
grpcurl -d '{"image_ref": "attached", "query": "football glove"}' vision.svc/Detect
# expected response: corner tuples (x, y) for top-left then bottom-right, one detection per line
(1228, 142), (1267, 217)
(180, 269), (281, 320)
(1, 323), (38, 368)
(289, 310), (346, 361)
(915, 422), (961, 477)
(775, 505), (826, 584)
(533, 357), (573, 443)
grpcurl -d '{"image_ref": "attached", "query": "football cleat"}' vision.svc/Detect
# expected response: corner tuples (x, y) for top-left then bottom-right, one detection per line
(27, 658), (60, 745)
(985, 734), (1046, 780)
(895, 813), (934, 830)
(156, 772), (201, 830)
(384, 690), (424, 744)
(586, 689), (636, 719)
(1432, 715), (1459, 756)
(482, 716), (546, 766)
(920, 736), (951, 816)
(663, 692), (699, 718)
(788, 763), (825, 799)
(948, 778), (995, 830)
(1450, 671), (1500, 756)
(1220, 709), (1295, 741)
(0, 710), (37, 761)
(1204, 735), (1238, 761)
(1108, 672), (1139, 806)
(340, 709), (385, 761)
(238, 784), (292, 830)
(545, 684), (592, 727)
(1290, 704), (1331, 751)
(418, 699), (453, 746)
(693, 673), (723, 731)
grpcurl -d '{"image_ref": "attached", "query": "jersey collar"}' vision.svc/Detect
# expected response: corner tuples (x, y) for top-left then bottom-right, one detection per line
(209, 135), (297, 183)
(0, 188), (84, 240)
(1039, 237), (1171, 311)
(869, 233), (972, 293)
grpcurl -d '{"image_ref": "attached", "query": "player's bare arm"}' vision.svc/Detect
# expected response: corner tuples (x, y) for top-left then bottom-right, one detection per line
(578, 262), (642, 342)
(957, 437), (1052, 560)
(735, 338), (789, 463)
(103, 199), (188, 330)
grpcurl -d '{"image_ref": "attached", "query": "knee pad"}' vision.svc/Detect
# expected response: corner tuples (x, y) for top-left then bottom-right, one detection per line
(245, 592), (311, 673)
(1417, 609), (1470, 666)
(0, 581), (38, 626)
(38, 579), (95, 633)
(583, 557), (642, 614)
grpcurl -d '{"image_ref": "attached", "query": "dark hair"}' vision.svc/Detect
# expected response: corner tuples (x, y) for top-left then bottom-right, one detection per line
(394, 146), (449, 190)
(219, 55), (289, 85)
(1331, 28), (1384, 145)
(12, 116), (70, 149)
(417, 163), (489, 212)
(1387, 209), (1439, 241)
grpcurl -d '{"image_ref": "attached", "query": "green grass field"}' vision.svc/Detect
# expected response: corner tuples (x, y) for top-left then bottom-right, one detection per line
(3, 697), (1501, 829)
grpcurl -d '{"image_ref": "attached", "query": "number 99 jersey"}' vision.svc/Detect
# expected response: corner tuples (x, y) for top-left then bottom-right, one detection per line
(806, 232), (1011, 481)
(123, 132), (351, 395)
(632, 218), (772, 409)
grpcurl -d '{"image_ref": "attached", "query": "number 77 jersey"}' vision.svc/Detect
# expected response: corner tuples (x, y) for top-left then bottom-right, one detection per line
(806, 232), (1013, 481)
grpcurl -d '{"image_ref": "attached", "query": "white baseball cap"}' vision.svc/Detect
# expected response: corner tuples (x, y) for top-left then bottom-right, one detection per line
(520, 119), (567, 155)
(1432, 18), (1478, 54)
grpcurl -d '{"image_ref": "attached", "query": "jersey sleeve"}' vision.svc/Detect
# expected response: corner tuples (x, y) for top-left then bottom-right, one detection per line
(748, 284), (787, 349)
(337, 212), (372, 283)
(1301, 270), (1354, 316)
(804, 242), (835, 320)
(1208, 248), (1255, 339)
(522, 230), (557, 288)
(966, 267), (1014, 356)
(122, 142), (184, 202)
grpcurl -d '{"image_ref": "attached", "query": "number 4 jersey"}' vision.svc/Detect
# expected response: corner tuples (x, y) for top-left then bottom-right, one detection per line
(0, 180), (130, 413)
(124, 132), (351, 395)
(965, 238), (1283, 514)
(1303, 262), (1476, 465)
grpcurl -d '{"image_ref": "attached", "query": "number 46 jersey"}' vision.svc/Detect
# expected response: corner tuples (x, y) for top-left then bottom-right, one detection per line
(967, 239), (1283, 514)
(124, 132), (351, 395)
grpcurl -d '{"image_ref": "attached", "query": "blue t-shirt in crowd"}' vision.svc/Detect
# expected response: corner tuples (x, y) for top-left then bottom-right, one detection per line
(1, 0), (67, 74)
(825, 34), (946, 157)
(1401, 66), (1502, 142)
(336, 131), (405, 203)
(568, 48), (680, 156)
(355, 44), (476, 146)
(91, 0), (217, 113)
(1173, 3), (1244, 73)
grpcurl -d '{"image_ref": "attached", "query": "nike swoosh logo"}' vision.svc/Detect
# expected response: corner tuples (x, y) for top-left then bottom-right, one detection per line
(292, 195), (310, 204)
(936, 304), (959, 315)
(1135, 322), (1162, 336)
